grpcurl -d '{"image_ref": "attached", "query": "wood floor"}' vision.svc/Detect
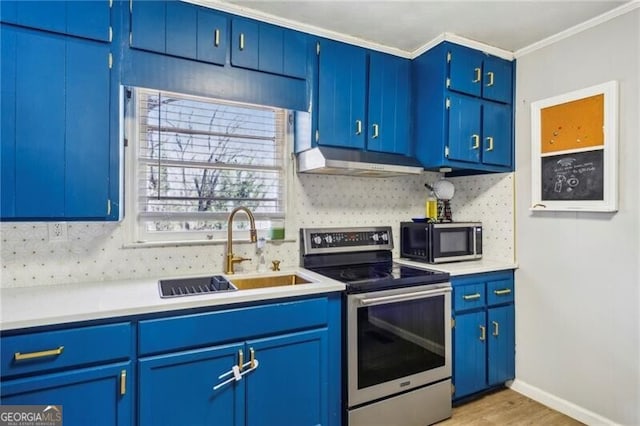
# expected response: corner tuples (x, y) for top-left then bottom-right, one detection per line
(435, 389), (584, 425)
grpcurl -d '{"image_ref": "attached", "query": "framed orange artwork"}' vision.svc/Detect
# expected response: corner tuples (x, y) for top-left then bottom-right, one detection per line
(530, 81), (618, 212)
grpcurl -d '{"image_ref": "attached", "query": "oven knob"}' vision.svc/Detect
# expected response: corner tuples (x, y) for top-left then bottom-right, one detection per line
(325, 235), (333, 244)
(381, 233), (389, 241)
(372, 234), (379, 242)
(313, 235), (322, 245)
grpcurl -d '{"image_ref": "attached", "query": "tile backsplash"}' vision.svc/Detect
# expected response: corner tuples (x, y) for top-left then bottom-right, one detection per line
(0, 172), (514, 288)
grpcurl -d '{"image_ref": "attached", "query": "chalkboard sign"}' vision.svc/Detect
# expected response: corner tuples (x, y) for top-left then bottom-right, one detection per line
(541, 150), (603, 201)
(530, 81), (618, 212)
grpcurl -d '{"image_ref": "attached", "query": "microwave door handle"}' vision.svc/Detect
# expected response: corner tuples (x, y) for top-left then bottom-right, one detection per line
(359, 287), (451, 306)
(472, 229), (477, 254)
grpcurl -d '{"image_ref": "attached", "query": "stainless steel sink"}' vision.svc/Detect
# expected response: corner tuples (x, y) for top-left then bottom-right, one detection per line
(158, 273), (314, 298)
(229, 273), (312, 290)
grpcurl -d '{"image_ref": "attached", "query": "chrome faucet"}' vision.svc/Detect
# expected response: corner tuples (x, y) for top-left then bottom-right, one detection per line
(225, 206), (258, 274)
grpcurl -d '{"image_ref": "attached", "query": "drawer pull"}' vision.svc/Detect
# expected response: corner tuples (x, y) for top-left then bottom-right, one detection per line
(494, 288), (512, 296)
(14, 346), (64, 361)
(463, 293), (481, 301)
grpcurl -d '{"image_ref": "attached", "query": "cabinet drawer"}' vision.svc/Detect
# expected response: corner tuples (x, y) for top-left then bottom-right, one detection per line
(1, 322), (132, 379)
(487, 279), (514, 305)
(139, 297), (328, 355)
(453, 283), (485, 312)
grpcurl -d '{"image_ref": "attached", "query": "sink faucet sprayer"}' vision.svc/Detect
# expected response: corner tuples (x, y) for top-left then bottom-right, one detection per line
(225, 206), (258, 274)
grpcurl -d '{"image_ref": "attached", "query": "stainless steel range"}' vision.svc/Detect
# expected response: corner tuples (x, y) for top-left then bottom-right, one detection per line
(300, 226), (453, 426)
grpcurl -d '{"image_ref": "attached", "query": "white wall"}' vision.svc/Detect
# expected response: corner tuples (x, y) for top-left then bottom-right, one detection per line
(512, 8), (640, 425)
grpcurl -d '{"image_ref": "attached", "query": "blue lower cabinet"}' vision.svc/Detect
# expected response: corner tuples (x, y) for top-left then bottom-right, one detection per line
(453, 311), (486, 397)
(487, 304), (515, 386)
(138, 329), (329, 426)
(138, 343), (245, 426)
(0, 362), (133, 426)
(245, 329), (328, 426)
(452, 270), (515, 400)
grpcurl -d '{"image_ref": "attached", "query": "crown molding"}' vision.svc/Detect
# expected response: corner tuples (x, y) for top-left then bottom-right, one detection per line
(184, 0), (411, 58)
(515, 0), (640, 58)
(409, 32), (514, 60)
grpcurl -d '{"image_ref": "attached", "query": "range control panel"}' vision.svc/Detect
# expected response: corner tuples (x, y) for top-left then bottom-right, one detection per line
(302, 227), (393, 254)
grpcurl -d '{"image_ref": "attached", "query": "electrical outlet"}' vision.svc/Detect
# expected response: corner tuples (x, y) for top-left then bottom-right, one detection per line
(48, 222), (68, 242)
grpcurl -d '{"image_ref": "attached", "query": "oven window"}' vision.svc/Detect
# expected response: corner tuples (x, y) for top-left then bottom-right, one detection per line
(357, 295), (445, 389)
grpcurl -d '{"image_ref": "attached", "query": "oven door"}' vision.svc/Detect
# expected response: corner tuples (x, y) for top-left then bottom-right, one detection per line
(347, 283), (452, 407)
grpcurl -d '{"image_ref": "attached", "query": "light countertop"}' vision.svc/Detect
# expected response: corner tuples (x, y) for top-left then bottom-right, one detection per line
(1, 260), (517, 332)
(0, 268), (345, 332)
(395, 258), (518, 276)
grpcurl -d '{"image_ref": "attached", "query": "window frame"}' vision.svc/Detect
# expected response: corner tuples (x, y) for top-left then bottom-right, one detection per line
(122, 86), (293, 246)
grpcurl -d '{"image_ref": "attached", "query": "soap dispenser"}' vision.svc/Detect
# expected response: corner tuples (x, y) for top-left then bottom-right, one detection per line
(256, 237), (267, 272)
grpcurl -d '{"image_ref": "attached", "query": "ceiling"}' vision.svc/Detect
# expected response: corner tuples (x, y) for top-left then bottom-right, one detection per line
(204, 0), (629, 56)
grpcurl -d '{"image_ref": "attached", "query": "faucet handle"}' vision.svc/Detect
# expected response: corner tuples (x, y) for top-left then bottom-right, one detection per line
(271, 260), (281, 271)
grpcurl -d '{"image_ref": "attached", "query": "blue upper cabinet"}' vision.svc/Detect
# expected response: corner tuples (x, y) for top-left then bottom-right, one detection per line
(230, 18), (308, 79)
(367, 52), (411, 155)
(1, 25), (115, 220)
(0, 0), (111, 42)
(130, 1), (166, 53)
(231, 17), (259, 69)
(315, 39), (411, 155)
(317, 39), (367, 150)
(413, 41), (514, 174)
(131, 0), (228, 66)
(448, 43), (513, 104)
(196, 8), (228, 65)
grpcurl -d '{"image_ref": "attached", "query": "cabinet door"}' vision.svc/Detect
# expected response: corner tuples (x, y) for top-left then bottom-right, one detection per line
(66, 1), (111, 42)
(487, 304), (515, 386)
(130, 0), (165, 53)
(317, 39), (367, 149)
(245, 329), (328, 426)
(165, 1), (197, 60)
(482, 102), (512, 167)
(447, 94), (481, 164)
(482, 56), (513, 104)
(283, 29), (307, 79)
(138, 343), (244, 426)
(367, 52), (410, 155)
(258, 24), (283, 75)
(1, 362), (132, 426)
(197, 8), (227, 65)
(453, 311), (486, 398)
(448, 46), (482, 98)
(65, 38), (111, 218)
(9, 27), (66, 218)
(1, 24), (17, 217)
(231, 17), (259, 70)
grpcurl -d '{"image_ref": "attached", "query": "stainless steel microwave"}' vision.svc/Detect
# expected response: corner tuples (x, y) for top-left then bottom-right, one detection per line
(400, 222), (482, 263)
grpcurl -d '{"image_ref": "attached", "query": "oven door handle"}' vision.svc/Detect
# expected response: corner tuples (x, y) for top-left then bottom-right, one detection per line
(359, 287), (451, 306)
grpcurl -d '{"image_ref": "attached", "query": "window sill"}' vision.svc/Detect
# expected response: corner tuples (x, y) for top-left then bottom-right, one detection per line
(122, 238), (296, 249)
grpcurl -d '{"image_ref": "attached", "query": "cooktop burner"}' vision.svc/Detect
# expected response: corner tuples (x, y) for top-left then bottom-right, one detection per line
(310, 261), (449, 294)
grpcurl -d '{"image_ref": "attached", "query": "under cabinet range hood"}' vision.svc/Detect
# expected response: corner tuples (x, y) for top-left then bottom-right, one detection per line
(296, 147), (424, 177)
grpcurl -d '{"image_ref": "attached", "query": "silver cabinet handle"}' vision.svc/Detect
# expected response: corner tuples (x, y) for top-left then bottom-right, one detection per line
(463, 293), (481, 300)
(239, 33), (245, 51)
(214, 29), (220, 47)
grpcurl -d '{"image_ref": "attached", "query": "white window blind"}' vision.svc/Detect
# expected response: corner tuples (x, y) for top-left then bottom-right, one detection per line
(132, 88), (286, 241)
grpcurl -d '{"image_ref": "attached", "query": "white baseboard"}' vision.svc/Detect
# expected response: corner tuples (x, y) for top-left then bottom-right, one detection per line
(509, 379), (620, 426)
